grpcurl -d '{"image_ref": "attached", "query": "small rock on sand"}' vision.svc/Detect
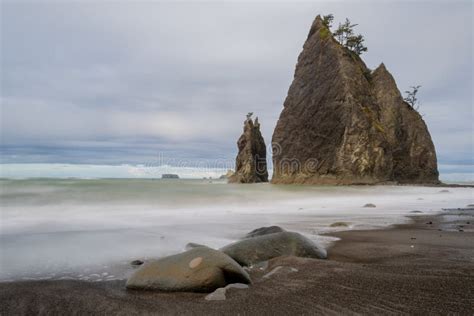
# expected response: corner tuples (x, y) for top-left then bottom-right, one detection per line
(329, 222), (349, 227)
(205, 283), (249, 301)
(205, 288), (226, 301)
(363, 203), (376, 208)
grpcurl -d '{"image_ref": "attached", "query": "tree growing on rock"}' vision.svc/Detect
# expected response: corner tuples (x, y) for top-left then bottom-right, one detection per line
(404, 85), (422, 110)
(328, 16), (368, 56)
(322, 14), (334, 29)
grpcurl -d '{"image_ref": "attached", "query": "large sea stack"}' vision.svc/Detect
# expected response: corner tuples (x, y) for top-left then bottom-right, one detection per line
(271, 15), (439, 185)
(229, 117), (268, 183)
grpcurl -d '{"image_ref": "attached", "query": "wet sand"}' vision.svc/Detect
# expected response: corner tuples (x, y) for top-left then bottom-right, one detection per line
(1, 210), (473, 315)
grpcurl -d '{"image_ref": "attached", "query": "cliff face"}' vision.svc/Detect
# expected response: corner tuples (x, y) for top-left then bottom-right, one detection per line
(271, 15), (439, 185)
(229, 118), (269, 183)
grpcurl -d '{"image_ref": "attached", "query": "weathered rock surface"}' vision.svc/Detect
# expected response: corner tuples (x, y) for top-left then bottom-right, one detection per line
(221, 231), (327, 266)
(228, 117), (268, 183)
(271, 15), (439, 185)
(126, 247), (250, 292)
(244, 226), (286, 238)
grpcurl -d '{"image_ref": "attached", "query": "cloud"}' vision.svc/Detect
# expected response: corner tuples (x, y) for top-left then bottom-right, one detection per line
(1, 1), (472, 166)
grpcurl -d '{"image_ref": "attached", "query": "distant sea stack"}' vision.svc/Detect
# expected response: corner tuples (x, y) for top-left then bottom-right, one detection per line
(271, 15), (439, 185)
(229, 116), (269, 183)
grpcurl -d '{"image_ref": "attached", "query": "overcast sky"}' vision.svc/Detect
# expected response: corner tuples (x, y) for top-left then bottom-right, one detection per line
(1, 0), (473, 170)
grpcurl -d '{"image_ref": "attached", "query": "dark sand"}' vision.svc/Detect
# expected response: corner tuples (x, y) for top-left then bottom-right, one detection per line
(1, 210), (473, 315)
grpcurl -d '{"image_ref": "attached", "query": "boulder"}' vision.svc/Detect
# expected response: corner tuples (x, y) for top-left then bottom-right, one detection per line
(244, 226), (286, 238)
(228, 117), (268, 183)
(271, 15), (439, 185)
(221, 231), (327, 266)
(126, 247), (251, 292)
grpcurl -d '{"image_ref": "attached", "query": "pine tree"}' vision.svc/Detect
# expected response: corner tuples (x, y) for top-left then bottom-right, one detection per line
(404, 85), (422, 110)
(322, 14), (334, 29)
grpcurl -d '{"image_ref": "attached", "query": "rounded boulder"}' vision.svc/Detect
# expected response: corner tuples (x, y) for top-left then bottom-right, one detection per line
(126, 247), (251, 292)
(221, 231), (327, 266)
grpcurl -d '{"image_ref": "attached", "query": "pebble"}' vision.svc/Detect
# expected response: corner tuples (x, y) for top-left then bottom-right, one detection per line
(205, 288), (227, 301)
(205, 283), (249, 301)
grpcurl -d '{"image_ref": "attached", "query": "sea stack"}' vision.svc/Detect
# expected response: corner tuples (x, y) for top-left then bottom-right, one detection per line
(229, 116), (268, 183)
(271, 15), (439, 185)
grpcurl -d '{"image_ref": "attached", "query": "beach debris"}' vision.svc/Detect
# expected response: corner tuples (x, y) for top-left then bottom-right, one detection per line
(410, 245), (414, 248)
(244, 226), (286, 238)
(263, 266), (299, 279)
(221, 231), (327, 266)
(363, 203), (376, 208)
(410, 237), (416, 240)
(131, 260), (144, 266)
(417, 198), (424, 200)
(126, 247), (250, 292)
(459, 229), (464, 232)
(263, 266), (283, 279)
(205, 283), (249, 301)
(439, 190), (450, 193)
(410, 210), (423, 214)
(426, 221), (433, 225)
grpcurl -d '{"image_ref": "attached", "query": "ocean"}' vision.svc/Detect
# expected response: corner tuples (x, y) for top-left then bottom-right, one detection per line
(0, 178), (473, 282)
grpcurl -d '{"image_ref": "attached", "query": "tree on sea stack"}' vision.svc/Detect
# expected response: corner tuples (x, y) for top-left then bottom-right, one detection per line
(404, 85), (422, 110)
(228, 114), (268, 183)
(329, 16), (368, 55)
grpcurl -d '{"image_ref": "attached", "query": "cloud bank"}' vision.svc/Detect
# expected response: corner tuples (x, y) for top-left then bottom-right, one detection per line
(1, 1), (472, 168)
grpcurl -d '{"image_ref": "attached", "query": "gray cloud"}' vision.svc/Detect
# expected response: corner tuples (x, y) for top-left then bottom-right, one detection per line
(1, 1), (472, 166)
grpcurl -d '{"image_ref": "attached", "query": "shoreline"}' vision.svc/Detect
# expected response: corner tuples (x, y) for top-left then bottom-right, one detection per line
(1, 210), (473, 314)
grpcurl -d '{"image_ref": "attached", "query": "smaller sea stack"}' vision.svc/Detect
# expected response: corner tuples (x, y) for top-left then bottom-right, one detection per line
(229, 116), (268, 183)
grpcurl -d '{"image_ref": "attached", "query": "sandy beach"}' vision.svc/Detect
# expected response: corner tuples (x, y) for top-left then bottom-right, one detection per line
(1, 208), (473, 315)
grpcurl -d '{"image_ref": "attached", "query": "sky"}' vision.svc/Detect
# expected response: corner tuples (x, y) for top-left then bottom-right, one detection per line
(1, 0), (473, 175)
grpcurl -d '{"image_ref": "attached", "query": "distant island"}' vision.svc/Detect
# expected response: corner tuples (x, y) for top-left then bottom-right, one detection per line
(162, 174), (179, 179)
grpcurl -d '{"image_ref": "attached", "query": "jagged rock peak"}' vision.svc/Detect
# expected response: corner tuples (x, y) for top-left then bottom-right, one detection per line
(271, 14), (439, 185)
(228, 117), (268, 184)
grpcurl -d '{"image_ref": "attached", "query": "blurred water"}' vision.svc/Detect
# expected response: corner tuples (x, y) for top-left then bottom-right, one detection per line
(0, 178), (473, 282)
